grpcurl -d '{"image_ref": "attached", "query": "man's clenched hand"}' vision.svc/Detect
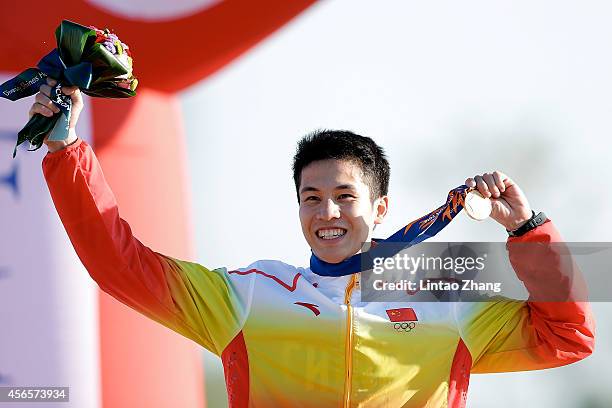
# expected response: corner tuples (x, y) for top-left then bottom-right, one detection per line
(465, 171), (533, 231)
(29, 77), (83, 153)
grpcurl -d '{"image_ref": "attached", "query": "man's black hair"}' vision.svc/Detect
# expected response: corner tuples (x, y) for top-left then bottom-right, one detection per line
(292, 129), (390, 202)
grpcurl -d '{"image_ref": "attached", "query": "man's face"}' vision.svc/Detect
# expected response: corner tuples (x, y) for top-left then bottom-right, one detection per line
(298, 159), (388, 264)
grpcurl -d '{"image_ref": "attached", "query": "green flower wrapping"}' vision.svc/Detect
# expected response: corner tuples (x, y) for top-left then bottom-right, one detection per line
(0, 20), (138, 157)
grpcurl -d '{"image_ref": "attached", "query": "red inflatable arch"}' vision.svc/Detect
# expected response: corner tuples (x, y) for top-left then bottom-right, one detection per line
(0, 1), (314, 406)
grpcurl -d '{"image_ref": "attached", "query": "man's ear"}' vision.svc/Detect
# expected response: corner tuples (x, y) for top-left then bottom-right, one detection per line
(374, 196), (389, 225)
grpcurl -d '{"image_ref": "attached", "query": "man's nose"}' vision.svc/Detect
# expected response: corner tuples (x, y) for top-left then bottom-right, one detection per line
(317, 199), (341, 220)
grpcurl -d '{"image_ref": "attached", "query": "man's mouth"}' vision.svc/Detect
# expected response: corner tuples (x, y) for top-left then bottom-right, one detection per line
(316, 228), (347, 240)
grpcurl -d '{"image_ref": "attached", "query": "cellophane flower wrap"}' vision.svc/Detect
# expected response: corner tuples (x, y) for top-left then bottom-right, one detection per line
(0, 20), (138, 157)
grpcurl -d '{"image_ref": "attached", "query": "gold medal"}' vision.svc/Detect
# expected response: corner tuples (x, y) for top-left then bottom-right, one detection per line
(464, 190), (492, 221)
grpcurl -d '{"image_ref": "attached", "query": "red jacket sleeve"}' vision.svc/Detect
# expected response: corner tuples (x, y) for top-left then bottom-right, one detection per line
(42, 139), (247, 354)
(456, 220), (595, 373)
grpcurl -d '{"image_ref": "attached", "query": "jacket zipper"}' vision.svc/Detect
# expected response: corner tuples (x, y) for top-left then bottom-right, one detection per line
(343, 274), (357, 408)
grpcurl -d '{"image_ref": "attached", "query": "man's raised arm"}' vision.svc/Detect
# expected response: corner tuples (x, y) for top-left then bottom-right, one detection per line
(454, 171), (595, 373)
(35, 80), (250, 356)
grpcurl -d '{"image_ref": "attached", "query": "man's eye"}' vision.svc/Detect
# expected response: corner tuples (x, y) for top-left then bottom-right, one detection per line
(338, 194), (355, 200)
(304, 196), (320, 202)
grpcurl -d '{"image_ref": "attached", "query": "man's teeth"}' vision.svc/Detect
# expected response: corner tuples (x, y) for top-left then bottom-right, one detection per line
(317, 229), (346, 239)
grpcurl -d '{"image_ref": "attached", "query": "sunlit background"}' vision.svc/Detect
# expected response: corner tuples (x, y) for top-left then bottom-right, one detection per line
(1, 1), (611, 407)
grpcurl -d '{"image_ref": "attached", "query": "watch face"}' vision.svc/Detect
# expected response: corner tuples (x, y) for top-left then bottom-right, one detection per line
(532, 213), (545, 226)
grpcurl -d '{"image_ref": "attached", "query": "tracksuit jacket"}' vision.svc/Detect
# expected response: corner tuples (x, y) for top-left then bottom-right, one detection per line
(43, 139), (595, 407)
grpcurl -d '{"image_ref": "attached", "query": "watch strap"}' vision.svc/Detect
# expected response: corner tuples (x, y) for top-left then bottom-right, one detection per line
(507, 211), (547, 237)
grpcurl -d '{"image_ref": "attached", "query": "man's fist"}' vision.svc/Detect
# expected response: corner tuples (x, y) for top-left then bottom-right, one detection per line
(465, 171), (533, 231)
(29, 77), (83, 152)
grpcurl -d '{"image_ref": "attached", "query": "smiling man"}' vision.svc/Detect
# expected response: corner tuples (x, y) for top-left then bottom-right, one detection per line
(36, 81), (594, 407)
(295, 133), (390, 264)
(299, 158), (379, 262)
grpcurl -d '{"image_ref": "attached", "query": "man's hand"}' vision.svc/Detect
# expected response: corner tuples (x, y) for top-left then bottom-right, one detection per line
(29, 77), (83, 153)
(465, 171), (533, 231)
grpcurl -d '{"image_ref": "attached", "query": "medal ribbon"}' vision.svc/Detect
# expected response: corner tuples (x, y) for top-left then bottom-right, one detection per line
(310, 185), (471, 276)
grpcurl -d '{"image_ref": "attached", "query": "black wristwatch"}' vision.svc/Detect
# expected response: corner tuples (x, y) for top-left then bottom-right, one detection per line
(507, 211), (547, 237)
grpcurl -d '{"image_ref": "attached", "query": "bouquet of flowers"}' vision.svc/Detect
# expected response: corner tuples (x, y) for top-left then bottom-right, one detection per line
(0, 20), (138, 157)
